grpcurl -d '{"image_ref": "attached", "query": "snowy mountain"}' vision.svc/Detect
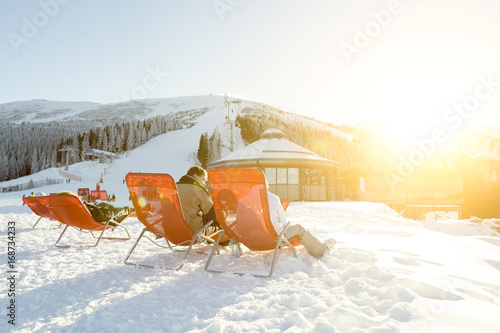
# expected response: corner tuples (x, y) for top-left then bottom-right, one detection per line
(0, 99), (100, 123)
(0, 95), (354, 185)
(0, 95), (354, 140)
(0, 95), (243, 198)
(0, 95), (278, 124)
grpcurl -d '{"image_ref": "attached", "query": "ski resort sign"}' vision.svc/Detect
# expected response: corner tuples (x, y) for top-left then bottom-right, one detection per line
(7, 0), (71, 53)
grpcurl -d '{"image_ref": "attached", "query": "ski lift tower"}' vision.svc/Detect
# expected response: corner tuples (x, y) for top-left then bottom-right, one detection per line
(224, 93), (241, 151)
(59, 146), (79, 171)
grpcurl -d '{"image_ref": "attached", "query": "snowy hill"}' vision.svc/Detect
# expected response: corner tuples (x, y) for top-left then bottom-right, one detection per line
(0, 96), (244, 206)
(0, 94), (353, 189)
(0, 95), (284, 125)
(0, 99), (100, 123)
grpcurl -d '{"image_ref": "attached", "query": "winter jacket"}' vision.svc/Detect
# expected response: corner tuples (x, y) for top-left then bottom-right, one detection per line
(177, 175), (217, 233)
(84, 201), (133, 227)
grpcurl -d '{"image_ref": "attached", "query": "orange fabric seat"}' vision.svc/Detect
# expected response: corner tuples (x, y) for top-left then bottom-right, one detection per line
(205, 167), (298, 278)
(124, 173), (225, 270)
(23, 196), (60, 228)
(280, 198), (291, 211)
(90, 190), (109, 202)
(40, 195), (131, 247)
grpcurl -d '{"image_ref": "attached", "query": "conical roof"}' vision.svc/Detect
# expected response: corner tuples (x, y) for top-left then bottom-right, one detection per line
(260, 128), (286, 139)
(209, 128), (339, 168)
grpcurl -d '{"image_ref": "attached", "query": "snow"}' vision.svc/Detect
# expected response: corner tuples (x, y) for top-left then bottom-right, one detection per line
(0, 100), (100, 123)
(0, 95), (278, 125)
(1, 100), (500, 332)
(212, 135), (333, 166)
(1, 201), (499, 332)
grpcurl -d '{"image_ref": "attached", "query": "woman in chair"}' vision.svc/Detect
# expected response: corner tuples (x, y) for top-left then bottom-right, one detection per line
(237, 183), (336, 258)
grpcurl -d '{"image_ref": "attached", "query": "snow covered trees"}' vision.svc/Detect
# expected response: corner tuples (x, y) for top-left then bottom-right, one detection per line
(236, 113), (358, 169)
(197, 127), (222, 168)
(197, 133), (209, 168)
(0, 115), (183, 182)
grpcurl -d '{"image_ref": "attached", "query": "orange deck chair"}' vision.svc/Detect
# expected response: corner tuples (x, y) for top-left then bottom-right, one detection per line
(124, 173), (223, 270)
(280, 198), (291, 211)
(23, 196), (62, 228)
(40, 195), (131, 247)
(205, 167), (298, 278)
(90, 190), (109, 202)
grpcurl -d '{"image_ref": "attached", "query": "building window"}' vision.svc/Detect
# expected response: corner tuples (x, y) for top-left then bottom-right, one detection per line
(265, 168), (276, 184)
(301, 168), (328, 201)
(264, 167), (301, 201)
(288, 168), (299, 184)
(277, 168), (287, 184)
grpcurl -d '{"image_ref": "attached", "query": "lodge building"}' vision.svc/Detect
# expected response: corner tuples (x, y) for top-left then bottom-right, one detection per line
(209, 127), (469, 219)
(208, 128), (341, 201)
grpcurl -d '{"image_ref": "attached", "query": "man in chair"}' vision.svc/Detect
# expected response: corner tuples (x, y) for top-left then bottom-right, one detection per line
(177, 166), (221, 236)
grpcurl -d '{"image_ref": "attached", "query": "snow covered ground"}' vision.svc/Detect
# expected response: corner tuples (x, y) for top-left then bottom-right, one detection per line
(1, 201), (500, 332)
(1, 99), (500, 332)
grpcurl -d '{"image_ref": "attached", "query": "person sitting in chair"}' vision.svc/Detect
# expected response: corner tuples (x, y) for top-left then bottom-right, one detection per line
(267, 190), (336, 258)
(176, 166), (221, 236)
(57, 191), (133, 226)
(237, 184), (336, 258)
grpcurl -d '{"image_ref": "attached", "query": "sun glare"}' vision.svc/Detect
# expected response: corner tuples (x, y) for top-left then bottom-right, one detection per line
(385, 123), (432, 149)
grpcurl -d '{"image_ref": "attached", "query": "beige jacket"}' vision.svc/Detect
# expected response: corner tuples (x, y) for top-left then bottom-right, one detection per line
(177, 175), (214, 233)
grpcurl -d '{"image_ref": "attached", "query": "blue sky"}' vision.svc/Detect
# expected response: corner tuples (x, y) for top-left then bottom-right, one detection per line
(2, 0), (500, 136)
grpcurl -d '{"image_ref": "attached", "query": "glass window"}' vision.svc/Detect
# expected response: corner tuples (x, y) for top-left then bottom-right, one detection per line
(288, 185), (299, 201)
(265, 168), (276, 184)
(277, 185), (288, 198)
(288, 168), (299, 184)
(319, 186), (327, 200)
(277, 168), (287, 184)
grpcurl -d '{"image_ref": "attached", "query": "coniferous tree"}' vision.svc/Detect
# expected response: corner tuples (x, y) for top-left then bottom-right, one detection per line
(208, 127), (222, 164)
(81, 133), (90, 161)
(0, 149), (8, 181)
(126, 125), (135, 151)
(51, 149), (57, 168)
(197, 133), (209, 168)
(30, 148), (39, 174)
(102, 131), (108, 152)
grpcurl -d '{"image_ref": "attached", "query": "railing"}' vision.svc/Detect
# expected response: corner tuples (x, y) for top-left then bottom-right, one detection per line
(59, 170), (82, 182)
(0, 178), (64, 193)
